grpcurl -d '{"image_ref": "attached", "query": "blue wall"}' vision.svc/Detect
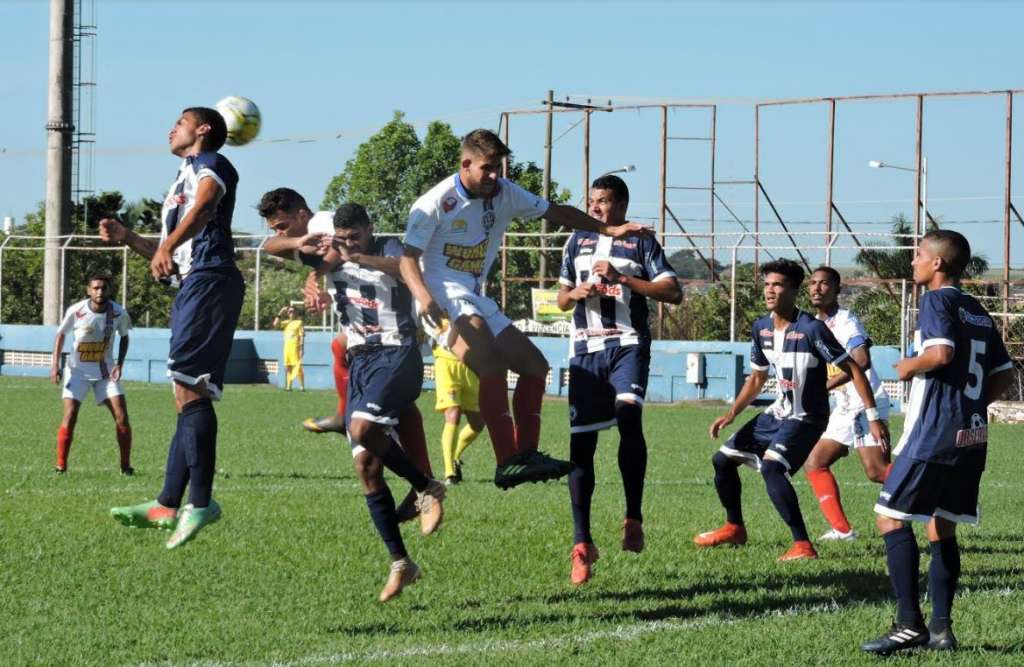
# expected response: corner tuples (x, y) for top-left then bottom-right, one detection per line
(0, 324), (904, 408)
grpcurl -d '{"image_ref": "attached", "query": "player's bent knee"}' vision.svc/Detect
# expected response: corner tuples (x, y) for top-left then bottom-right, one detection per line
(760, 459), (787, 481)
(711, 450), (736, 471)
(347, 419), (375, 444)
(876, 514), (905, 535)
(615, 401), (644, 438)
(864, 465), (887, 484)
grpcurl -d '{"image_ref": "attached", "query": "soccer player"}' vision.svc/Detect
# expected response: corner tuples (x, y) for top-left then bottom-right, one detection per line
(273, 306), (305, 391)
(49, 275), (133, 474)
(99, 106), (244, 549)
(432, 342), (484, 485)
(258, 187), (433, 522)
(400, 129), (651, 489)
(556, 175), (681, 585)
(312, 203), (445, 602)
(696, 258), (889, 561)
(803, 266), (891, 541)
(862, 231), (1013, 655)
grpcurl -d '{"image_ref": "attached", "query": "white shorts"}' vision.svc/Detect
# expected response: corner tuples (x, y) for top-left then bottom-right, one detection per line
(821, 405), (889, 448)
(62, 370), (123, 405)
(433, 288), (513, 344)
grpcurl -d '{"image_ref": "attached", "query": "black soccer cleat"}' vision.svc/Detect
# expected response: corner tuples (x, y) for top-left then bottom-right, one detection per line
(120, 466), (135, 476)
(494, 450), (574, 490)
(861, 621), (929, 655)
(927, 621), (958, 651)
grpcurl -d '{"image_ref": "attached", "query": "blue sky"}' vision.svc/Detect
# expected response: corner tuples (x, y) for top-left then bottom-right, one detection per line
(1, 1), (1022, 268)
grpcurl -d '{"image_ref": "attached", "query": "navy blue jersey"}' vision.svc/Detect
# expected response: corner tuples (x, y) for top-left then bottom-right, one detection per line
(326, 237), (417, 348)
(559, 231), (677, 357)
(750, 310), (850, 422)
(898, 286), (1012, 467)
(160, 152), (239, 278)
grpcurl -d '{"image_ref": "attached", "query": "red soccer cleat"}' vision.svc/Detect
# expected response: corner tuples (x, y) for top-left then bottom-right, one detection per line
(778, 540), (818, 561)
(570, 542), (600, 586)
(622, 518), (645, 553)
(693, 522), (748, 548)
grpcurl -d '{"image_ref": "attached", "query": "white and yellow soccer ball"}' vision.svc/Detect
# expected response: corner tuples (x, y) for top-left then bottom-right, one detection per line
(215, 96), (261, 146)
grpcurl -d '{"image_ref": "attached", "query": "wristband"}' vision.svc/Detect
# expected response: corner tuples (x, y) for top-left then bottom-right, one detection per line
(864, 407), (880, 422)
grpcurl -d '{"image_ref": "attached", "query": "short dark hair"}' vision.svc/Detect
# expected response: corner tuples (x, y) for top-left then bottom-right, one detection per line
(461, 129), (510, 158)
(812, 265), (841, 288)
(760, 258), (805, 288)
(591, 174), (629, 205)
(87, 274), (110, 286)
(257, 188), (310, 219)
(183, 106), (228, 151)
(923, 229), (971, 278)
(333, 202), (370, 229)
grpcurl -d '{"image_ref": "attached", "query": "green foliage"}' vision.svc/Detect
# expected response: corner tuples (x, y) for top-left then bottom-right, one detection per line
(666, 249), (725, 280)
(237, 254), (310, 331)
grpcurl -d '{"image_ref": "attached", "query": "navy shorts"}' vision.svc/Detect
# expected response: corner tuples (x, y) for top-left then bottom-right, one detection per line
(874, 452), (984, 524)
(568, 345), (650, 433)
(345, 344), (423, 429)
(167, 268), (244, 400)
(719, 411), (825, 472)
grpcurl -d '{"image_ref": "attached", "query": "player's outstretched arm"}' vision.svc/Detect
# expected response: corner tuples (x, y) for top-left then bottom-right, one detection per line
(840, 358), (890, 450)
(543, 204), (652, 239)
(399, 246), (444, 328)
(150, 178), (222, 279)
(710, 370), (768, 438)
(99, 218), (159, 260)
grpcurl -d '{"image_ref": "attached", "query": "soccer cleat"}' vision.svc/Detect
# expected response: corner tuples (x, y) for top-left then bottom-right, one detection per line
(622, 518), (645, 553)
(379, 557), (421, 602)
(819, 527), (857, 541)
(778, 540), (818, 561)
(927, 621), (958, 651)
(415, 480), (446, 536)
(453, 459), (463, 483)
(165, 500), (221, 549)
(693, 522), (747, 548)
(861, 621), (929, 655)
(570, 542), (600, 586)
(494, 450), (574, 490)
(301, 414), (346, 435)
(110, 499), (178, 530)
(54, 466), (67, 474)
(120, 466), (135, 476)
(395, 489), (419, 524)
(444, 476), (459, 487)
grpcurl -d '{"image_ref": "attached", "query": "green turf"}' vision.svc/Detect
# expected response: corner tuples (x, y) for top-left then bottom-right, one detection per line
(1, 376), (1022, 665)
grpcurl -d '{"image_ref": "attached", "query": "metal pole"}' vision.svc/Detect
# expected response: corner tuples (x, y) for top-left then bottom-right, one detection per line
(540, 89), (553, 288)
(59, 240), (67, 318)
(121, 245), (127, 306)
(501, 111), (509, 303)
(1004, 91), (1013, 334)
(501, 112), (510, 177)
(825, 99), (836, 265)
(914, 95), (924, 249)
(43, 0), (75, 325)
(754, 105), (760, 276)
(658, 106), (668, 338)
(710, 105), (717, 281)
(254, 248), (261, 331)
(730, 245), (739, 342)
(582, 110), (590, 211)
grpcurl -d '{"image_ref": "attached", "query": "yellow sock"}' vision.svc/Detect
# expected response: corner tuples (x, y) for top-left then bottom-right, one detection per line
(454, 424), (480, 462)
(296, 367), (304, 390)
(441, 422), (458, 478)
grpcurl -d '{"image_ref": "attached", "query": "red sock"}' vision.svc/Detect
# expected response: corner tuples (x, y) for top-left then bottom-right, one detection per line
(116, 424), (132, 469)
(512, 375), (545, 453)
(57, 426), (72, 469)
(806, 468), (852, 533)
(478, 374), (517, 465)
(397, 404), (433, 476)
(331, 338), (349, 416)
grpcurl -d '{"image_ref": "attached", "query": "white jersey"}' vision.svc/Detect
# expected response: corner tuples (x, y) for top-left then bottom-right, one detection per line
(820, 307), (888, 413)
(404, 174), (549, 301)
(58, 299), (131, 380)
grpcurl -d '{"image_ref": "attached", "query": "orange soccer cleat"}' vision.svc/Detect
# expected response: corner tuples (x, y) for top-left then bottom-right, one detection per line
(570, 542), (600, 586)
(693, 522), (748, 548)
(778, 540), (818, 562)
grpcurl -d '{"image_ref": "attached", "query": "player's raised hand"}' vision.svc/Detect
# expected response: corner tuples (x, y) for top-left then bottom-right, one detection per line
(606, 222), (653, 239)
(590, 260), (621, 283)
(710, 413), (734, 439)
(298, 233), (330, 257)
(98, 218), (127, 245)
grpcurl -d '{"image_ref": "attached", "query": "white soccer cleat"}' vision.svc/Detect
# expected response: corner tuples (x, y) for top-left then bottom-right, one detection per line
(819, 528), (858, 541)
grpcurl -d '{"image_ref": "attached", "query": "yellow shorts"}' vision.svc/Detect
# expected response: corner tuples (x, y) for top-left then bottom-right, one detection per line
(434, 354), (479, 412)
(284, 343), (302, 366)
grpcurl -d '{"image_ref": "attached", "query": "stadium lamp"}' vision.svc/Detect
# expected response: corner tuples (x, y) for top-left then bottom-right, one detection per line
(602, 164), (636, 177)
(867, 159), (915, 172)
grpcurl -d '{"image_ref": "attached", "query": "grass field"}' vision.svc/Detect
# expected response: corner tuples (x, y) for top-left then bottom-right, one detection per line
(2, 376), (1022, 666)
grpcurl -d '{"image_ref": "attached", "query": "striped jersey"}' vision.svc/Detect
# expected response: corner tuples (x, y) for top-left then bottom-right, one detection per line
(326, 237), (417, 349)
(58, 299), (132, 380)
(750, 310), (850, 422)
(559, 231), (676, 357)
(897, 286), (1012, 466)
(820, 307), (889, 412)
(160, 151), (239, 281)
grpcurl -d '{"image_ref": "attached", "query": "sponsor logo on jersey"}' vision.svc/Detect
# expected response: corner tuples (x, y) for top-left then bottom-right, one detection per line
(814, 338), (835, 360)
(573, 327), (623, 340)
(348, 296), (380, 309)
(451, 218), (467, 233)
(367, 402), (382, 412)
(579, 238), (598, 247)
(442, 196), (459, 213)
(78, 340), (107, 362)
(956, 412), (989, 448)
(778, 377), (798, 391)
(760, 328), (773, 338)
(594, 283), (623, 297)
(785, 331), (805, 340)
(613, 240), (637, 249)
(443, 240), (488, 275)
(958, 307), (992, 328)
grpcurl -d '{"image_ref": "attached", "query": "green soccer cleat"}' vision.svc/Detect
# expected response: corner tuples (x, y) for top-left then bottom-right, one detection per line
(494, 450), (574, 490)
(165, 500), (222, 549)
(110, 499), (179, 531)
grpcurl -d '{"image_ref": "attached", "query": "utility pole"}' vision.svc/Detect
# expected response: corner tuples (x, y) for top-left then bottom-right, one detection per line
(539, 89), (553, 288)
(44, 0), (74, 325)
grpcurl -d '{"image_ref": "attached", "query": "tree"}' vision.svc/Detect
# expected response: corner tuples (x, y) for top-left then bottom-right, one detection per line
(666, 248), (725, 280)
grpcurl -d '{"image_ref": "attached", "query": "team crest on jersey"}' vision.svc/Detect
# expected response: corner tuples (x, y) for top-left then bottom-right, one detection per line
(482, 210), (496, 232)
(451, 218), (467, 233)
(956, 412), (988, 447)
(442, 196), (459, 213)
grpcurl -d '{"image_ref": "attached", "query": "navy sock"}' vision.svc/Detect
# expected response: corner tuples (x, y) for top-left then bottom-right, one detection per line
(176, 398), (217, 508)
(616, 402), (647, 523)
(379, 442), (429, 492)
(712, 451), (744, 525)
(569, 431), (598, 544)
(929, 537), (960, 623)
(365, 487), (407, 559)
(761, 460), (809, 542)
(884, 527), (923, 625)
(157, 428), (188, 508)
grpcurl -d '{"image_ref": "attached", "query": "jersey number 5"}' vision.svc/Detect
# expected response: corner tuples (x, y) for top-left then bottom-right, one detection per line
(965, 339), (986, 401)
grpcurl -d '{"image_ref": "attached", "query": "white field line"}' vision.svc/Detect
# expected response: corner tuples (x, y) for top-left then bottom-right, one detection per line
(130, 587), (1022, 667)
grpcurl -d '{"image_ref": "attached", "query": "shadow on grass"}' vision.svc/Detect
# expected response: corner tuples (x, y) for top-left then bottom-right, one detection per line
(231, 470), (357, 482)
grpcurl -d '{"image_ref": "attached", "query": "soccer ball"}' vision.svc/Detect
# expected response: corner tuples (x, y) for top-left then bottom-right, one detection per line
(215, 96), (261, 146)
